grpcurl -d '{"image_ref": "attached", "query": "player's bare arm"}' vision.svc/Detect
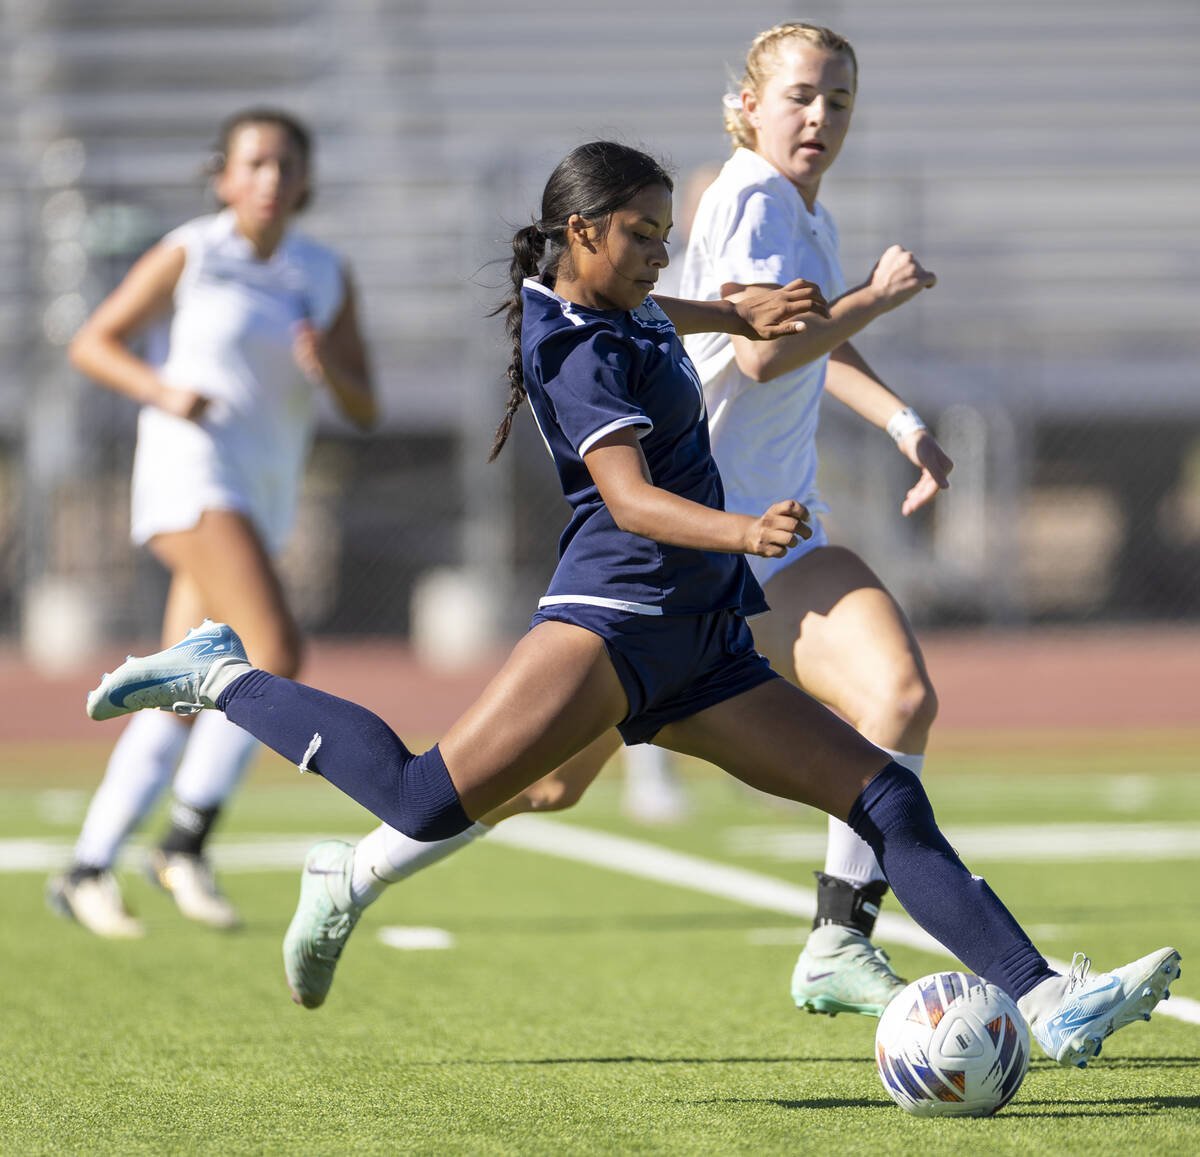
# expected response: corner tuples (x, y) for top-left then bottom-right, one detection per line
(825, 345), (953, 514)
(729, 245), (936, 383)
(653, 278), (829, 339)
(291, 271), (378, 430)
(68, 242), (209, 421)
(583, 427), (810, 556)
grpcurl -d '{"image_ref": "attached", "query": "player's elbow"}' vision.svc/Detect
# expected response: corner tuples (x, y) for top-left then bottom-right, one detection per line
(607, 500), (656, 540)
(732, 347), (779, 384)
(66, 327), (97, 375)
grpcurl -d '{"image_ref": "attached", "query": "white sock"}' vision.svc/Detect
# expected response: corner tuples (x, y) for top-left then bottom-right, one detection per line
(199, 656), (254, 704)
(623, 743), (675, 785)
(349, 821), (492, 907)
(171, 711), (260, 810)
(622, 743), (688, 823)
(823, 748), (924, 887)
(73, 711), (190, 869)
(1016, 974), (1068, 1027)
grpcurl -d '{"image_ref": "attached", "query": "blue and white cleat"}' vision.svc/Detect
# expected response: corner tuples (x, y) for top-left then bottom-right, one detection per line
(283, 840), (364, 1009)
(1032, 947), (1182, 1067)
(86, 620), (250, 721)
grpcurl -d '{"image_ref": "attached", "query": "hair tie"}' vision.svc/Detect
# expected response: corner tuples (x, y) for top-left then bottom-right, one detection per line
(722, 92), (743, 111)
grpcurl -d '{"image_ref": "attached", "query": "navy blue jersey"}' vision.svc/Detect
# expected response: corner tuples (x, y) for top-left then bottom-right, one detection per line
(520, 278), (767, 618)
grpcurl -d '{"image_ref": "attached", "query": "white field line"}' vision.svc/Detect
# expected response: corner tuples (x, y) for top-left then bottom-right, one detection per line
(10, 819), (1198, 1026)
(489, 816), (1200, 1030)
(722, 823), (1200, 864)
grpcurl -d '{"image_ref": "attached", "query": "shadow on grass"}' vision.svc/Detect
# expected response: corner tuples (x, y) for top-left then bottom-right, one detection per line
(681, 1093), (1200, 1115)
(1007, 1094), (1200, 1116)
(1028, 1056), (1198, 1070)
(687, 1096), (885, 1110)
(411, 1055), (866, 1066)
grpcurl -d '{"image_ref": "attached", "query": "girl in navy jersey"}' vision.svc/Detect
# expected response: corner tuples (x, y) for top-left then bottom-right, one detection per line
(87, 141), (1178, 1070)
(317, 22), (949, 1021)
(49, 109), (376, 938)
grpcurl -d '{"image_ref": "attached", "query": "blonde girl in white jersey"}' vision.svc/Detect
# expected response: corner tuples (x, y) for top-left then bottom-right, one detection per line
(678, 22), (953, 1016)
(47, 109), (376, 938)
(270, 26), (952, 1015)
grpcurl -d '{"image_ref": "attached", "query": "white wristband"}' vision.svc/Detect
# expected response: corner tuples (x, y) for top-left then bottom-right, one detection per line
(886, 406), (926, 444)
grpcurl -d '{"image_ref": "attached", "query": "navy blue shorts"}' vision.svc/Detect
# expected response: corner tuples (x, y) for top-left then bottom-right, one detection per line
(529, 602), (780, 745)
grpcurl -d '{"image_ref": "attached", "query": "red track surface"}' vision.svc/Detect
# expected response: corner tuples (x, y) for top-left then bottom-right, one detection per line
(4, 625), (1197, 746)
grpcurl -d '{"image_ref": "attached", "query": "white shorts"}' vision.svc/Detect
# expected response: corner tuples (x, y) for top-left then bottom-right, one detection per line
(129, 409), (299, 557)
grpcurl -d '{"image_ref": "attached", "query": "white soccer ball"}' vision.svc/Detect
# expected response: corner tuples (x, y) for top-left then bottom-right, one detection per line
(875, 971), (1030, 1118)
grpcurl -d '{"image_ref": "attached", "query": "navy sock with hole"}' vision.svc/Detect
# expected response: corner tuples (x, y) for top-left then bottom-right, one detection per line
(216, 670), (470, 841)
(847, 762), (1055, 999)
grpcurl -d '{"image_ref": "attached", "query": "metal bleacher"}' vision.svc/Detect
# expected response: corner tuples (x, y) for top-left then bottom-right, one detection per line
(9, 0), (1198, 423)
(3, 0), (1199, 645)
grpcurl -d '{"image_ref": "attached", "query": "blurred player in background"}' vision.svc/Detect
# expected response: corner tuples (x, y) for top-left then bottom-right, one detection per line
(278, 22), (950, 1021)
(86, 141), (1180, 1074)
(47, 108), (376, 938)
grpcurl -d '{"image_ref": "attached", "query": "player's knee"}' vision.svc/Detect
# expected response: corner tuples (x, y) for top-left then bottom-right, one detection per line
(890, 670), (938, 735)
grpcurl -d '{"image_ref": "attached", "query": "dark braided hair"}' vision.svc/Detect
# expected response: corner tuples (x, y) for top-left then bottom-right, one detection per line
(489, 141), (673, 460)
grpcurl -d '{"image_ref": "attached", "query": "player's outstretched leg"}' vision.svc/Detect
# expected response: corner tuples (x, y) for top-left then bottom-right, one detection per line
(790, 874), (906, 1017)
(87, 620), (250, 720)
(282, 840), (364, 1008)
(1023, 947), (1182, 1068)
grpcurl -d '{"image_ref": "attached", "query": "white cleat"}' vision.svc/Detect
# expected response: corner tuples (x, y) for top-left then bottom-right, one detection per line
(1031, 947), (1182, 1067)
(86, 620), (249, 722)
(46, 870), (145, 939)
(283, 840), (363, 1009)
(147, 849), (240, 930)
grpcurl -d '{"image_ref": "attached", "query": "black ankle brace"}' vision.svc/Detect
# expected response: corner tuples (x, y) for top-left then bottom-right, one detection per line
(67, 863), (104, 885)
(159, 801), (221, 857)
(811, 872), (890, 938)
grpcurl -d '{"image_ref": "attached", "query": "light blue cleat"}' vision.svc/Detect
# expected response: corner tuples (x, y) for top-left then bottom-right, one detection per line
(86, 620), (249, 721)
(791, 924), (908, 1017)
(283, 840), (364, 1009)
(1032, 946), (1182, 1067)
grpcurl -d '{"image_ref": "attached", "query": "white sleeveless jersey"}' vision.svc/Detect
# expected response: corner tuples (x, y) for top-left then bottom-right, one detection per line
(130, 210), (346, 553)
(679, 149), (845, 583)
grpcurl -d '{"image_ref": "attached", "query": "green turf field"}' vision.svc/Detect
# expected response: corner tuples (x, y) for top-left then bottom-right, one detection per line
(2, 741), (1197, 1156)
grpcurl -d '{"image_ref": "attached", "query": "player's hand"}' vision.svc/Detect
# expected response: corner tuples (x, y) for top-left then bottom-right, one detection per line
(743, 499), (812, 557)
(157, 385), (210, 422)
(292, 319), (332, 383)
(898, 429), (953, 516)
(722, 279), (830, 340)
(867, 245), (936, 312)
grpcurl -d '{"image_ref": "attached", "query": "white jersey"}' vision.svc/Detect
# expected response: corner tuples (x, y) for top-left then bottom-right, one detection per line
(679, 148), (846, 583)
(130, 210), (346, 554)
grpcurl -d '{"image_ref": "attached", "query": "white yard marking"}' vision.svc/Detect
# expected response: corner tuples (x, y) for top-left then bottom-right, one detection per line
(377, 926), (455, 951)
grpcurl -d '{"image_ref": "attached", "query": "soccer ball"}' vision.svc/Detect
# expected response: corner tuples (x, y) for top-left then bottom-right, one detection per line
(875, 971), (1030, 1118)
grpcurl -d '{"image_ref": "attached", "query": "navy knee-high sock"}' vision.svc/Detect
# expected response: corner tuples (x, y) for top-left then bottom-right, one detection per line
(847, 762), (1056, 1000)
(216, 670), (470, 841)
